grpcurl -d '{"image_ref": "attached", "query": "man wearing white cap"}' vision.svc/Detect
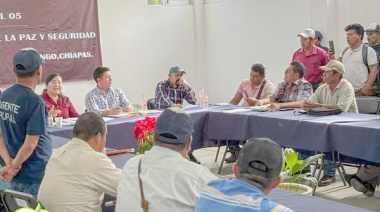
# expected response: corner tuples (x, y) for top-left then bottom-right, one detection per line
(303, 60), (357, 186)
(365, 23), (380, 88)
(292, 28), (330, 91)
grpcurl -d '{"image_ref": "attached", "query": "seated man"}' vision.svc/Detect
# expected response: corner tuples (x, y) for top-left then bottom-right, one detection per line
(38, 112), (121, 212)
(256, 61), (313, 111)
(195, 138), (294, 212)
(345, 165), (380, 197)
(230, 63), (275, 106)
(116, 107), (217, 212)
(154, 66), (197, 109)
(85, 67), (132, 116)
(225, 63), (276, 163)
(303, 60), (357, 186)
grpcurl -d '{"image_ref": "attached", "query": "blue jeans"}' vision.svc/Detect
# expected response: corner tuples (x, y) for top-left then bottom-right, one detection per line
(298, 150), (336, 177)
(10, 181), (40, 196)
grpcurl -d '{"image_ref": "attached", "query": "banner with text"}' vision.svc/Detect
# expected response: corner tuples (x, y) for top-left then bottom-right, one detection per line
(0, 0), (102, 86)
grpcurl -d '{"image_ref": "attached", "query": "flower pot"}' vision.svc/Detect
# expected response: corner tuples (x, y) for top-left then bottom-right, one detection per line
(278, 183), (313, 196)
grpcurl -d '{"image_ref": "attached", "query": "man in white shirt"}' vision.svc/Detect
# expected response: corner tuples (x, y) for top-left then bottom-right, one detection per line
(329, 23), (378, 96)
(38, 112), (121, 212)
(116, 107), (217, 212)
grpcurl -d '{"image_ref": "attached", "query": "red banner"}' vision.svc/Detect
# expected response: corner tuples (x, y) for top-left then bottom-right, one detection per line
(0, 0), (102, 86)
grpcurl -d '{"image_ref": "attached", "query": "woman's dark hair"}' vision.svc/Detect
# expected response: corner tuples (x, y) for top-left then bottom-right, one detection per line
(43, 73), (63, 94)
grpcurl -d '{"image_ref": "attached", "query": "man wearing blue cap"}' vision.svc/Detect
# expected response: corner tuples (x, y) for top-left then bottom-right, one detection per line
(154, 66), (197, 109)
(116, 107), (217, 212)
(0, 48), (53, 195)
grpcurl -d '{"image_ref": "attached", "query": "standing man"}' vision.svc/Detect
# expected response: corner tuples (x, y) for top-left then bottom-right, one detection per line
(229, 63), (275, 106)
(255, 61), (313, 111)
(365, 23), (380, 88)
(195, 138), (294, 212)
(329, 23), (378, 96)
(155, 66), (197, 109)
(85, 67), (132, 116)
(0, 48), (52, 195)
(314, 30), (328, 52)
(292, 28), (330, 91)
(116, 107), (217, 212)
(38, 112), (121, 212)
(303, 60), (358, 186)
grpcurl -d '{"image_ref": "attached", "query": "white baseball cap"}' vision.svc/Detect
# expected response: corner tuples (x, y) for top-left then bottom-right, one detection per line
(297, 28), (315, 38)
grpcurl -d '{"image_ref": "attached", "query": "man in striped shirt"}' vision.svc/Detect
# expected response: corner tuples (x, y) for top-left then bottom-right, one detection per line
(154, 66), (197, 109)
(195, 138), (293, 212)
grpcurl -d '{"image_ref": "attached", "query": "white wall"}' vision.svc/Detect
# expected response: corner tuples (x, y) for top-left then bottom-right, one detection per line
(34, 0), (380, 112)
(204, 0), (311, 103)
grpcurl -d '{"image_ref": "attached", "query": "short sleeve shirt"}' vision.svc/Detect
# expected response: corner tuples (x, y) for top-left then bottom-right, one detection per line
(309, 79), (358, 113)
(340, 43), (378, 91)
(0, 84), (52, 184)
(292, 45), (330, 83)
(237, 79), (276, 106)
(195, 178), (294, 212)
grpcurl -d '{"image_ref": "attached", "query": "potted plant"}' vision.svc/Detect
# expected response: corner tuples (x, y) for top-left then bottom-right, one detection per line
(279, 148), (323, 195)
(134, 116), (158, 154)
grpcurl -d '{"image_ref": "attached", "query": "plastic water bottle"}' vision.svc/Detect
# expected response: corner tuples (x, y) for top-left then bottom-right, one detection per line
(141, 95), (148, 111)
(203, 94), (209, 107)
(199, 87), (205, 106)
(48, 114), (54, 127)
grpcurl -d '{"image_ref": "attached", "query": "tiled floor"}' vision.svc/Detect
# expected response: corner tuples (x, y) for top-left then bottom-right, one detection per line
(192, 147), (380, 212)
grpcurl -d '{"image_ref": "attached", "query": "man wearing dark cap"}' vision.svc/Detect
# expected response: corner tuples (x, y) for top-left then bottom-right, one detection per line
(365, 23), (380, 87)
(195, 138), (293, 212)
(116, 107), (217, 212)
(292, 28), (330, 91)
(154, 65), (197, 109)
(313, 30), (328, 52)
(0, 48), (52, 195)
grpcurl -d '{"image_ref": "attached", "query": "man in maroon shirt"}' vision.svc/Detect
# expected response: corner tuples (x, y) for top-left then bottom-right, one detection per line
(292, 28), (330, 91)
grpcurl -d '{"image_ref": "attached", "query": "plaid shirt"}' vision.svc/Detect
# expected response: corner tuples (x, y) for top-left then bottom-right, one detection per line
(270, 79), (312, 103)
(155, 79), (196, 109)
(85, 86), (131, 115)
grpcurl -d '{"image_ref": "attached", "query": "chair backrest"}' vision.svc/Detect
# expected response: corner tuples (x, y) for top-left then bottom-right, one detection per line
(147, 98), (155, 110)
(355, 96), (380, 115)
(0, 189), (44, 212)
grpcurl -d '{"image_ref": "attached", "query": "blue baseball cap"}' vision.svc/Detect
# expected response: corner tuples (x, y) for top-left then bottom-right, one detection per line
(154, 107), (193, 144)
(13, 47), (43, 74)
(169, 66), (186, 74)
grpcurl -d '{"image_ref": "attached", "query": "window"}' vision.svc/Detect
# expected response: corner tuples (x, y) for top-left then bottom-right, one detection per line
(147, 0), (192, 6)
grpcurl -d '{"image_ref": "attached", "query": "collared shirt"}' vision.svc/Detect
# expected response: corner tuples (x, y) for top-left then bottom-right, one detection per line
(115, 145), (218, 212)
(340, 43), (378, 91)
(237, 79), (276, 106)
(154, 79), (197, 109)
(195, 178), (294, 212)
(41, 93), (80, 119)
(85, 86), (131, 115)
(38, 138), (121, 212)
(309, 79), (358, 113)
(270, 79), (312, 103)
(292, 45), (330, 83)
